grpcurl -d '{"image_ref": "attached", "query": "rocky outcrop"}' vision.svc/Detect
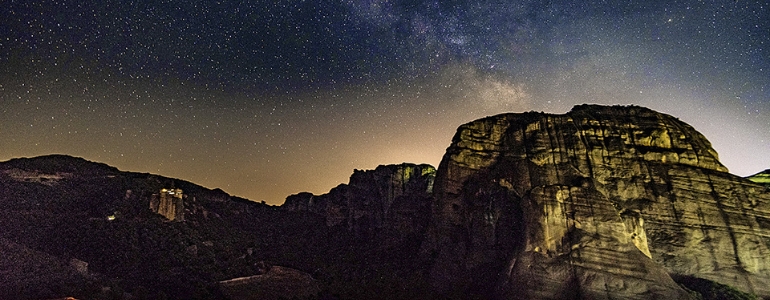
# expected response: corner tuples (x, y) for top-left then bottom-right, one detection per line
(283, 163), (435, 238)
(424, 104), (770, 299)
(747, 170), (770, 188)
(149, 188), (185, 221)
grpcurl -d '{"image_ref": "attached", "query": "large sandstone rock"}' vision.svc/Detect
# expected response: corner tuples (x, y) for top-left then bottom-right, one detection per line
(283, 163), (435, 238)
(424, 104), (770, 299)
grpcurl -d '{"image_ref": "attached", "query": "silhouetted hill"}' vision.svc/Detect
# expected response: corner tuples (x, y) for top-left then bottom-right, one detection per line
(3, 154), (119, 175)
(0, 155), (434, 299)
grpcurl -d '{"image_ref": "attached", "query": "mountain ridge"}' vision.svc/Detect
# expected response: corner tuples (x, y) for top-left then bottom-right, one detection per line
(0, 154), (437, 299)
(1, 104), (769, 300)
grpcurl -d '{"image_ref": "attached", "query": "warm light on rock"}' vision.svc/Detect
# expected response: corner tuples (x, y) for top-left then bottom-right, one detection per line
(150, 188), (185, 221)
(424, 104), (769, 299)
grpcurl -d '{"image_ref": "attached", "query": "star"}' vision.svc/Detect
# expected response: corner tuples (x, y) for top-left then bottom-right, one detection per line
(1, 0), (768, 204)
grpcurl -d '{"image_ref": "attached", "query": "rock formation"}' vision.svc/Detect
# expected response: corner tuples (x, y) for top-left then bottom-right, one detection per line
(149, 188), (185, 221)
(283, 163), (435, 238)
(424, 104), (770, 299)
(2, 105), (769, 300)
(747, 170), (770, 188)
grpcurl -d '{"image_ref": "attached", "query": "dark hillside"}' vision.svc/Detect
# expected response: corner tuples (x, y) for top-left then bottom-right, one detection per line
(0, 155), (434, 299)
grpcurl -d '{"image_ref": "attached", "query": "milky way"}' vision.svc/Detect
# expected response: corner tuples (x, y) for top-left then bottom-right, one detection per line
(2, 0), (769, 204)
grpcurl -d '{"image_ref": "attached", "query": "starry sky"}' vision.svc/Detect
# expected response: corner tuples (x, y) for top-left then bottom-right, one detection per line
(2, 0), (769, 204)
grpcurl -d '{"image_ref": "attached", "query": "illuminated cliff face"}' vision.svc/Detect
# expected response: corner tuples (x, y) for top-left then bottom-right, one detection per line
(150, 188), (184, 221)
(425, 105), (770, 299)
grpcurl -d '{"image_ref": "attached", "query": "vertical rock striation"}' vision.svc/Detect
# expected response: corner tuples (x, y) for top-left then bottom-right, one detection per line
(425, 104), (770, 299)
(283, 163), (435, 238)
(149, 188), (185, 221)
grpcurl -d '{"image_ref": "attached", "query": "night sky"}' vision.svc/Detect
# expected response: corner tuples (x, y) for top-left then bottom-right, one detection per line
(2, 0), (769, 204)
